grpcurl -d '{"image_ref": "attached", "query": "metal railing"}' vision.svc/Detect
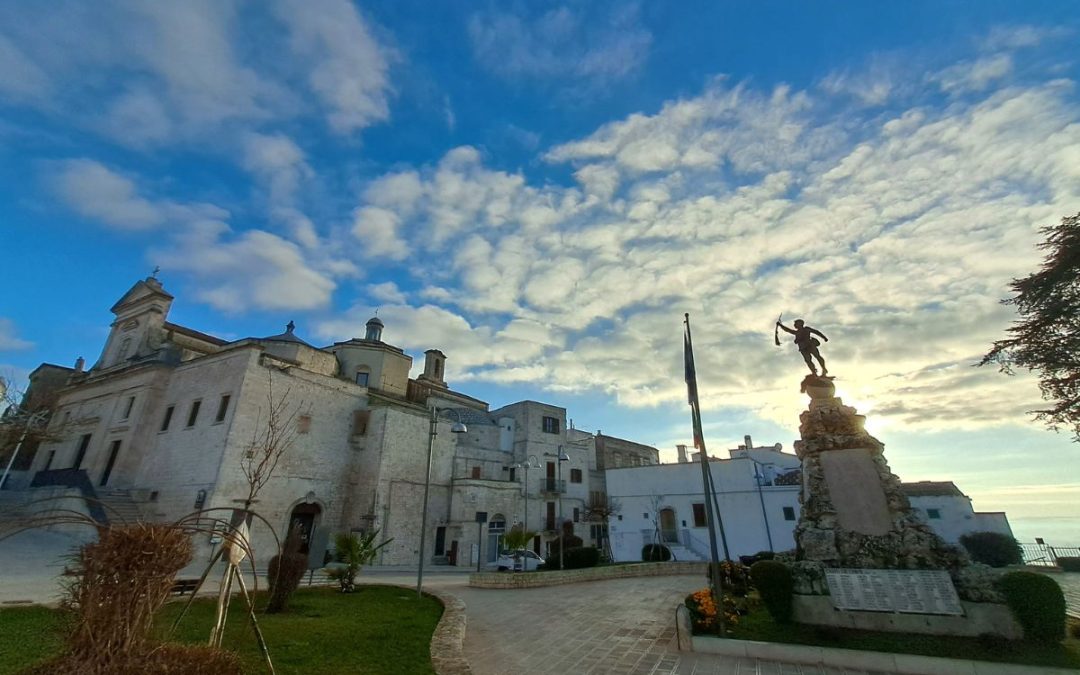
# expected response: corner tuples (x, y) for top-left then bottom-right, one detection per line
(541, 478), (566, 493)
(1020, 542), (1080, 567)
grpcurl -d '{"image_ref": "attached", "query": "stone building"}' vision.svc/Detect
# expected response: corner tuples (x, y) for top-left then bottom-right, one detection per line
(13, 277), (611, 567)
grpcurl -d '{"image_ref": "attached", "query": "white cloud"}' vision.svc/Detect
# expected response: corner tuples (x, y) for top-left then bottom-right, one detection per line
(0, 319), (32, 351)
(352, 207), (409, 260)
(53, 160), (165, 230)
(933, 54), (1014, 93)
(468, 4), (651, 84)
(271, 0), (392, 134)
(0, 35), (51, 102)
(368, 281), (407, 304)
(241, 132), (313, 205)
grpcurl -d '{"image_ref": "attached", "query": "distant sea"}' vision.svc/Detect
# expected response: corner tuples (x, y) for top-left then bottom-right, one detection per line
(1008, 517), (1080, 546)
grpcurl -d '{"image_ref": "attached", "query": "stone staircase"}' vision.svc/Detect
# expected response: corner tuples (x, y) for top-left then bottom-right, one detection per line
(95, 488), (143, 525)
(667, 543), (704, 562)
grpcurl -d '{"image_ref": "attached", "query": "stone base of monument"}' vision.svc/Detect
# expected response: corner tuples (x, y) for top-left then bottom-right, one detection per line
(791, 595), (1021, 639)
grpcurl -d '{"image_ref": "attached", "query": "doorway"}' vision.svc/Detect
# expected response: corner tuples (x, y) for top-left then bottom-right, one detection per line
(659, 508), (679, 544)
(487, 514), (506, 562)
(288, 502), (321, 554)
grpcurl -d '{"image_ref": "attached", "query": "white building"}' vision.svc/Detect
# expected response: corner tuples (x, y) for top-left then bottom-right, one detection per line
(606, 437), (1015, 562)
(9, 277), (613, 568)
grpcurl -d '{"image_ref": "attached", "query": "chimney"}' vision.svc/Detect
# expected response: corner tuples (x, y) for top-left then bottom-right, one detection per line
(419, 349), (447, 387)
(744, 434), (753, 450)
(74, 356), (85, 372)
(676, 444), (688, 463)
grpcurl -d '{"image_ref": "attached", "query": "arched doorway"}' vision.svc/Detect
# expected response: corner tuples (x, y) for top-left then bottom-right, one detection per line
(288, 502), (322, 555)
(659, 508), (679, 544)
(487, 514), (506, 563)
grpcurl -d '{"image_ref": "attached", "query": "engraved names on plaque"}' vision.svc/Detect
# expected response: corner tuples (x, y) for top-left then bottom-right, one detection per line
(825, 569), (963, 616)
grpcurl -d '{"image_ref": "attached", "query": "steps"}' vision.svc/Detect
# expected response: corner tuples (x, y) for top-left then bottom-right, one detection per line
(95, 488), (143, 525)
(667, 544), (704, 562)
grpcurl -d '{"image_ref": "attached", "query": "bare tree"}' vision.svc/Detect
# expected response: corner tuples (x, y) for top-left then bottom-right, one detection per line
(582, 493), (620, 562)
(0, 373), (62, 488)
(239, 372), (307, 510)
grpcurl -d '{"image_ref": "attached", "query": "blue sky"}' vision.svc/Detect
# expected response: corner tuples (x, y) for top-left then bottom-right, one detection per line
(2, 1), (1079, 543)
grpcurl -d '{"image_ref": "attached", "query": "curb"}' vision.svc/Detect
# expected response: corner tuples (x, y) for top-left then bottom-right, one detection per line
(690, 635), (1078, 675)
(425, 589), (472, 675)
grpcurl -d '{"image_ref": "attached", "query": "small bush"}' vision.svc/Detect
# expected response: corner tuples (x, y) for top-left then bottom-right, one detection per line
(739, 551), (775, 567)
(563, 547), (600, 569)
(1056, 556), (1080, 572)
(684, 588), (740, 634)
(960, 531), (1023, 568)
(750, 560), (794, 624)
(997, 571), (1066, 644)
(642, 543), (671, 561)
(267, 532), (308, 613)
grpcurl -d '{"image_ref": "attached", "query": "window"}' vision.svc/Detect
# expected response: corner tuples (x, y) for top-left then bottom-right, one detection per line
(573, 507), (580, 522)
(73, 434), (91, 469)
(783, 506), (796, 521)
(100, 440), (121, 486)
(352, 410), (370, 436)
(692, 503), (706, 527)
(355, 371), (369, 387)
(121, 396), (135, 420)
(160, 406), (175, 432)
(570, 468), (582, 483)
(542, 416), (560, 434)
(44, 450), (55, 471)
(215, 395), (231, 423)
(546, 502), (556, 530)
(471, 466), (481, 479)
(508, 467), (516, 482)
(186, 400), (201, 427)
(297, 415), (312, 434)
(643, 512), (649, 519)
(927, 508), (941, 520)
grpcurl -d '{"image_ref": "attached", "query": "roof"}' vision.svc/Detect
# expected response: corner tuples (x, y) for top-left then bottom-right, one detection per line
(257, 321), (314, 347)
(110, 277), (173, 313)
(164, 322), (227, 346)
(901, 481), (964, 497)
(438, 407), (496, 426)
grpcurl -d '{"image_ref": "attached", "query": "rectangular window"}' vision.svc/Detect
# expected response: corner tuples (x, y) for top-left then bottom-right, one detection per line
(215, 394), (231, 423)
(100, 440), (121, 486)
(508, 467), (516, 482)
(352, 410), (370, 436)
(573, 507), (580, 522)
(297, 415), (312, 434)
(783, 506), (796, 521)
(570, 468), (582, 483)
(471, 466), (481, 479)
(186, 400), (201, 427)
(121, 396), (135, 420)
(692, 503), (706, 527)
(355, 371), (369, 387)
(542, 416), (560, 434)
(546, 502), (556, 531)
(927, 508), (941, 520)
(434, 527), (447, 556)
(160, 406), (175, 432)
(73, 434), (91, 469)
(44, 450), (55, 471)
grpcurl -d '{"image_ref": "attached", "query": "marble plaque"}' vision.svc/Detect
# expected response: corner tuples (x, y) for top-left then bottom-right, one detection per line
(825, 569), (963, 616)
(820, 448), (892, 535)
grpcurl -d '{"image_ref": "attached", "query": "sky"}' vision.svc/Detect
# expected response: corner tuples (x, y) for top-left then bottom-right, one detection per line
(1, 1), (1078, 544)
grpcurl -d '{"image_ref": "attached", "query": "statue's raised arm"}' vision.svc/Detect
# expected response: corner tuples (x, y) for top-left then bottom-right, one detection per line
(777, 317), (830, 377)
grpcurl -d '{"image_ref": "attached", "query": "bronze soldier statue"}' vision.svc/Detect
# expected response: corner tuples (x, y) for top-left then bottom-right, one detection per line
(777, 318), (829, 376)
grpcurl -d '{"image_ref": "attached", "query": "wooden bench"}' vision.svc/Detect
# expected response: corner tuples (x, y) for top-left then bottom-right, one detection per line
(170, 578), (200, 596)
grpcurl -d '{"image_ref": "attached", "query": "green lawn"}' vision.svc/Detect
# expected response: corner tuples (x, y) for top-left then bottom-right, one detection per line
(0, 586), (443, 675)
(721, 605), (1080, 669)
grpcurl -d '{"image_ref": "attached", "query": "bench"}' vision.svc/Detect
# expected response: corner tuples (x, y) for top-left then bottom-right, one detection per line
(170, 578), (200, 596)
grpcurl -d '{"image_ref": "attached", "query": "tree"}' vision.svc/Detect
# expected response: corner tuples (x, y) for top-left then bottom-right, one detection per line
(0, 373), (62, 488)
(501, 525), (536, 551)
(239, 373), (307, 509)
(582, 493), (620, 562)
(326, 530), (392, 593)
(980, 212), (1080, 442)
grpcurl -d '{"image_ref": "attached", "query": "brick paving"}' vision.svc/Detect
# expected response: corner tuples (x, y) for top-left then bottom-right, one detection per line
(447, 575), (894, 675)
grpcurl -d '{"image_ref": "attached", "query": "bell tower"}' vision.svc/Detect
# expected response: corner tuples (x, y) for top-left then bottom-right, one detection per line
(93, 276), (174, 371)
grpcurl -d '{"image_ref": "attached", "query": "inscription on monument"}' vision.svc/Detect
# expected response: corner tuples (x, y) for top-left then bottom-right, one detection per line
(825, 569), (963, 616)
(820, 449), (892, 535)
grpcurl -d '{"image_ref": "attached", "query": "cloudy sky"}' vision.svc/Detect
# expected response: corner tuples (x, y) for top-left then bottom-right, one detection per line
(2, 1), (1078, 542)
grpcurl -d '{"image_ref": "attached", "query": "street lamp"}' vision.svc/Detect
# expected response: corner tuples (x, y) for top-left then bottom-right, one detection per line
(544, 447), (570, 571)
(516, 455), (540, 542)
(417, 406), (466, 598)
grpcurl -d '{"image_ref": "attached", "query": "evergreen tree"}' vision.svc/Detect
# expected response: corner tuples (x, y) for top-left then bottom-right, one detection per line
(980, 212), (1080, 441)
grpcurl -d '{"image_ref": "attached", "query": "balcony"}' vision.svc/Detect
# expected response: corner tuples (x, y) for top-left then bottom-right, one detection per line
(541, 478), (566, 494)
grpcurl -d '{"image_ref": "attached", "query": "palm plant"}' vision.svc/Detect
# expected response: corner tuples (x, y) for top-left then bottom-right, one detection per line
(327, 530), (392, 593)
(501, 527), (536, 552)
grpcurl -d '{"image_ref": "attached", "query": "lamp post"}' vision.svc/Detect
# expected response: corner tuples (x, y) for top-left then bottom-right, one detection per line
(544, 447), (570, 570)
(417, 406), (466, 598)
(516, 455), (540, 545)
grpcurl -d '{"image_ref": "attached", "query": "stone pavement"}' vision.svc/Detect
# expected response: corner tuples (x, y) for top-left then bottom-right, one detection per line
(445, 575), (895, 675)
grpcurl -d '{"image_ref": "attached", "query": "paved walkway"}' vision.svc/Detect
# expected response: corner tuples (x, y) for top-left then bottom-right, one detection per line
(446, 576), (892, 675)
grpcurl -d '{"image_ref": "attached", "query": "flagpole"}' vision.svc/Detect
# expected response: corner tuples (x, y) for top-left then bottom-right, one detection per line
(683, 313), (726, 637)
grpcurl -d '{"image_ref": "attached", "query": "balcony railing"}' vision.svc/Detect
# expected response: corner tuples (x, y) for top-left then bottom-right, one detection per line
(541, 478), (566, 493)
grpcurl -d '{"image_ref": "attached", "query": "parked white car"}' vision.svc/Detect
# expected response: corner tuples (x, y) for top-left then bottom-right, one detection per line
(488, 549), (545, 571)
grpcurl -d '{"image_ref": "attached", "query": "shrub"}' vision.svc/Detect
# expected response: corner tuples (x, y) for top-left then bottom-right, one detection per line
(750, 560), (794, 624)
(739, 551), (775, 567)
(326, 529), (392, 592)
(641, 543), (671, 561)
(708, 560), (752, 597)
(548, 532), (584, 567)
(266, 531), (308, 613)
(562, 547), (600, 569)
(1056, 556), (1080, 572)
(684, 588), (739, 634)
(959, 531), (1023, 568)
(997, 571), (1066, 643)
